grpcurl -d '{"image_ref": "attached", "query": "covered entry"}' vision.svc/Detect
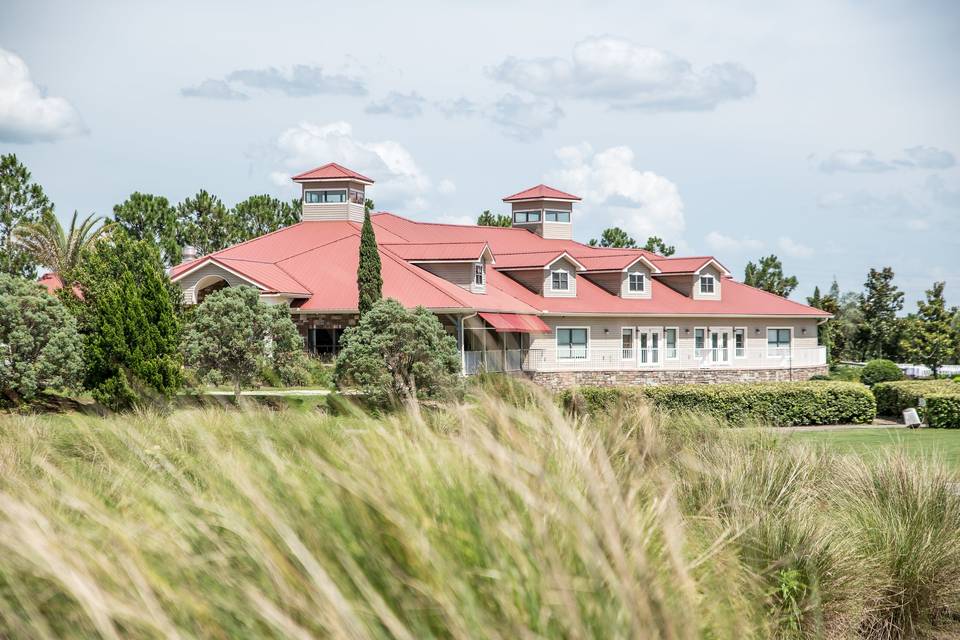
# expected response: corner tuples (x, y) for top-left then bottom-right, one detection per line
(462, 313), (550, 374)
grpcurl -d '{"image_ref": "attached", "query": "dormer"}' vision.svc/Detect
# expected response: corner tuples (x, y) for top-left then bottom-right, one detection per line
(581, 254), (660, 299)
(291, 163), (374, 223)
(383, 242), (495, 295)
(497, 251), (586, 297)
(502, 184), (581, 240)
(652, 257), (730, 300)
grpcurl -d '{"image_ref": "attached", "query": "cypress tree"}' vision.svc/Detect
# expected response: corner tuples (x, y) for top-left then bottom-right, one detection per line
(357, 209), (383, 316)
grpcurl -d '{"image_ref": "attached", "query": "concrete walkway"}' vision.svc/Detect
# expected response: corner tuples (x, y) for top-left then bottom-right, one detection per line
(772, 418), (903, 432)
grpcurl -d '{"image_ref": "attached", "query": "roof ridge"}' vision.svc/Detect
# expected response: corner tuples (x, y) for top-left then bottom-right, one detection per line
(203, 221), (307, 262)
(275, 232), (361, 266)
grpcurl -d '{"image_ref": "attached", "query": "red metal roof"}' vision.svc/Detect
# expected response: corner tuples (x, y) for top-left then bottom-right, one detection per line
(502, 184), (581, 202)
(291, 163), (374, 184)
(652, 256), (730, 275)
(478, 312), (551, 333)
(167, 211), (827, 318)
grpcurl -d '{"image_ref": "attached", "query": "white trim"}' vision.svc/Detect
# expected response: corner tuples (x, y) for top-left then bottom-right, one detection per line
(556, 325), (590, 361)
(172, 258), (268, 291)
(303, 188), (348, 204)
(699, 274), (716, 295)
(473, 262), (485, 287)
(549, 269), (570, 292)
(503, 196), (580, 203)
(512, 209), (543, 224)
(734, 326), (747, 359)
(545, 252), (587, 272)
(293, 176), (374, 185)
(621, 255), (662, 274)
(636, 327), (663, 368)
(543, 209), (572, 223)
(620, 326), (635, 362)
(765, 326), (794, 358)
(627, 271), (646, 293)
(694, 326), (707, 358)
(694, 258), (731, 276)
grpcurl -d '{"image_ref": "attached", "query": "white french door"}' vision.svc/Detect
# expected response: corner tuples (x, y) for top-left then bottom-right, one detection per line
(638, 328), (661, 366)
(709, 329), (731, 365)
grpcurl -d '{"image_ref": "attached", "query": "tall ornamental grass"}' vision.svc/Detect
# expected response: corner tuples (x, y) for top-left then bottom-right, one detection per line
(0, 385), (958, 639)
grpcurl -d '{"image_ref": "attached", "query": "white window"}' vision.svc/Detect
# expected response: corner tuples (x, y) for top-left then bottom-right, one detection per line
(694, 327), (706, 356)
(664, 327), (678, 359)
(349, 189), (365, 204)
(545, 210), (570, 222)
(767, 328), (792, 356)
(513, 210), (542, 223)
(699, 275), (715, 294)
(628, 272), (645, 292)
(734, 327), (746, 358)
(551, 270), (569, 291)
(304, 189), (346, 204)
(474, 263), (485, 286)
(557, 327), (588, 359)
(621, 327), (634, 360)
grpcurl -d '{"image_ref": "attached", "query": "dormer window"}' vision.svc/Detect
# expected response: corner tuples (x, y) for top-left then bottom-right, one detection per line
(305, 189), (346, 204)
(551, 270), (569, 291)
(513, 210), (542, 223)
(700, 275), (715, 294)
(474, 263), (485, 286)
(628, 272), (645, 292)
(545, 210), (570, 222)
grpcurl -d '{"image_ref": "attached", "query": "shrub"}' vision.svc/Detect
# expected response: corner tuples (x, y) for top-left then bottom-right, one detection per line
(924, 394), (960, 428)
(560, 381), (876, 426)
(860, 358), (904, 386)
(182, 286), (307, 401)
(808, 374), (831, 381)
(872, 380), (958, 416)
(0, 274), (84, 405)
(335, 298), (461, 406)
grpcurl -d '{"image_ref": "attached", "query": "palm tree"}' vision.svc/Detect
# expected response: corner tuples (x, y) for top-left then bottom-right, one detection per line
(14, 210), (112, 279)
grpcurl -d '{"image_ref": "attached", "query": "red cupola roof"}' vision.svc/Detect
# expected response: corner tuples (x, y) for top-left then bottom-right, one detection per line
(502, 184), (581, 202)
(291, 162), (374, 184)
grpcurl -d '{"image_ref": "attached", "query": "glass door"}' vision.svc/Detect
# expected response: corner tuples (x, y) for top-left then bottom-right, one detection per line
(709, 330), (731, 364)
(621, 328), (635, 362)
(638, 329), (661, 366)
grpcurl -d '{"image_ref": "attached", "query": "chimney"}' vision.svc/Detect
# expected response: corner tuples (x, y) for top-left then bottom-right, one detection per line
(502, 184), (581, 240)
(181, 245), (198, 263)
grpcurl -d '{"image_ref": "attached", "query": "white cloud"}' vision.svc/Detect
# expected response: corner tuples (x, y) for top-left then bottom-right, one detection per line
(489, 36), (755, 111)
(434, 97), (479, 118)
(0, 48), (87, 143)
(777, 236), (814, 258)
(704, 231), (762, 253)
(365, 91), (426, 118)
(226, 65), (366, 97)
(902, 145), (956, 170)
(271, 121), (435, 211)
(437, 178), (456, 194)
(485, 94), (563, 141)
(818, 149), (894, 173)
(180, 79), (248, 101)
(546, 143), (685, 242)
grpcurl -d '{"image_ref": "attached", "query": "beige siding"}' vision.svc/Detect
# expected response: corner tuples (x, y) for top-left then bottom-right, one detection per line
(693, 265), (722, 300)
(621, 264), (653, 299)
(419, 261), (487, 293)
(503, 269), (544, 294)
(657, 274), (694, 297)
(527, 316), (821, 370)
(583, 271), (621, 296)
(509, 200), (573, 239)
(541, 221), (572, 239)
(544, 257), (577, 297)
(176, 262), (259, 304)
(300, 180), (365, 222)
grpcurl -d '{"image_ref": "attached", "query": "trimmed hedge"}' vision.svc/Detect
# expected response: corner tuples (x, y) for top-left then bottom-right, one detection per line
(860, 359), (904, 386)
(923, 394), (960, 428)
(872, 380), (958, 416)
(559, 381), (876, 427)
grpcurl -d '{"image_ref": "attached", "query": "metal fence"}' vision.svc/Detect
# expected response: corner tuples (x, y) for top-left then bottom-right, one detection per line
(463, 346), (827, 375)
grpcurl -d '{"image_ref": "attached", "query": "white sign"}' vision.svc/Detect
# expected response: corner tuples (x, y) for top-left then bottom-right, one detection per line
(903, 408), (922, 427)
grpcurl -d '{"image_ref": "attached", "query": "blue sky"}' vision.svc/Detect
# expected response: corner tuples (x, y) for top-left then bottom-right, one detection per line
(2, 0), (958, 307)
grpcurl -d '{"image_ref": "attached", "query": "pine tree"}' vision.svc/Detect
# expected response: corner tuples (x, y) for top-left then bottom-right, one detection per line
(477, 210), (511, 227)
(642, 236), (676, 256)
(744, 255), (798, 297)
(807, 283), (839, 361)
(357, 209), (382, 316)
(902, 281), (958, 377)
(588, 227), (637, 248)
(0, 153), (52, 278)
(856, 267), (904, 360)
(74, 230), (182, 410)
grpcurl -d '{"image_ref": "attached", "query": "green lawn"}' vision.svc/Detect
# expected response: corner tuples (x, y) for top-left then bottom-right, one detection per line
(781, 427), (960, 471)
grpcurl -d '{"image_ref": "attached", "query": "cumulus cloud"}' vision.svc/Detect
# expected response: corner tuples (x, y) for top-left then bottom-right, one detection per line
(818, 150), (894, 173)
(704, 231), (762, 253)
(777, 236), (814, 258)
(270, 121), (436, 211)
(0, 48), (87, 143)
(818, 146), (956, 173)
(485, 93), (563, 141)
(365, 91), (426, 118)
(546, 143), (685, 242)
(180, 79), (248, 101)
(437, 179), (456, 195)
(489, 36), (756, 111)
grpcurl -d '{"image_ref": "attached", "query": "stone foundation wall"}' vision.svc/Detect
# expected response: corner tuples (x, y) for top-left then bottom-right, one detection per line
(525, 365), (829, 391)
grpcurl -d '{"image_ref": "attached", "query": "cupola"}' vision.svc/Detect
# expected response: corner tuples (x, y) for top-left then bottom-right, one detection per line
(291, 163), (374, 222)
(502, 184), (580, 240)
